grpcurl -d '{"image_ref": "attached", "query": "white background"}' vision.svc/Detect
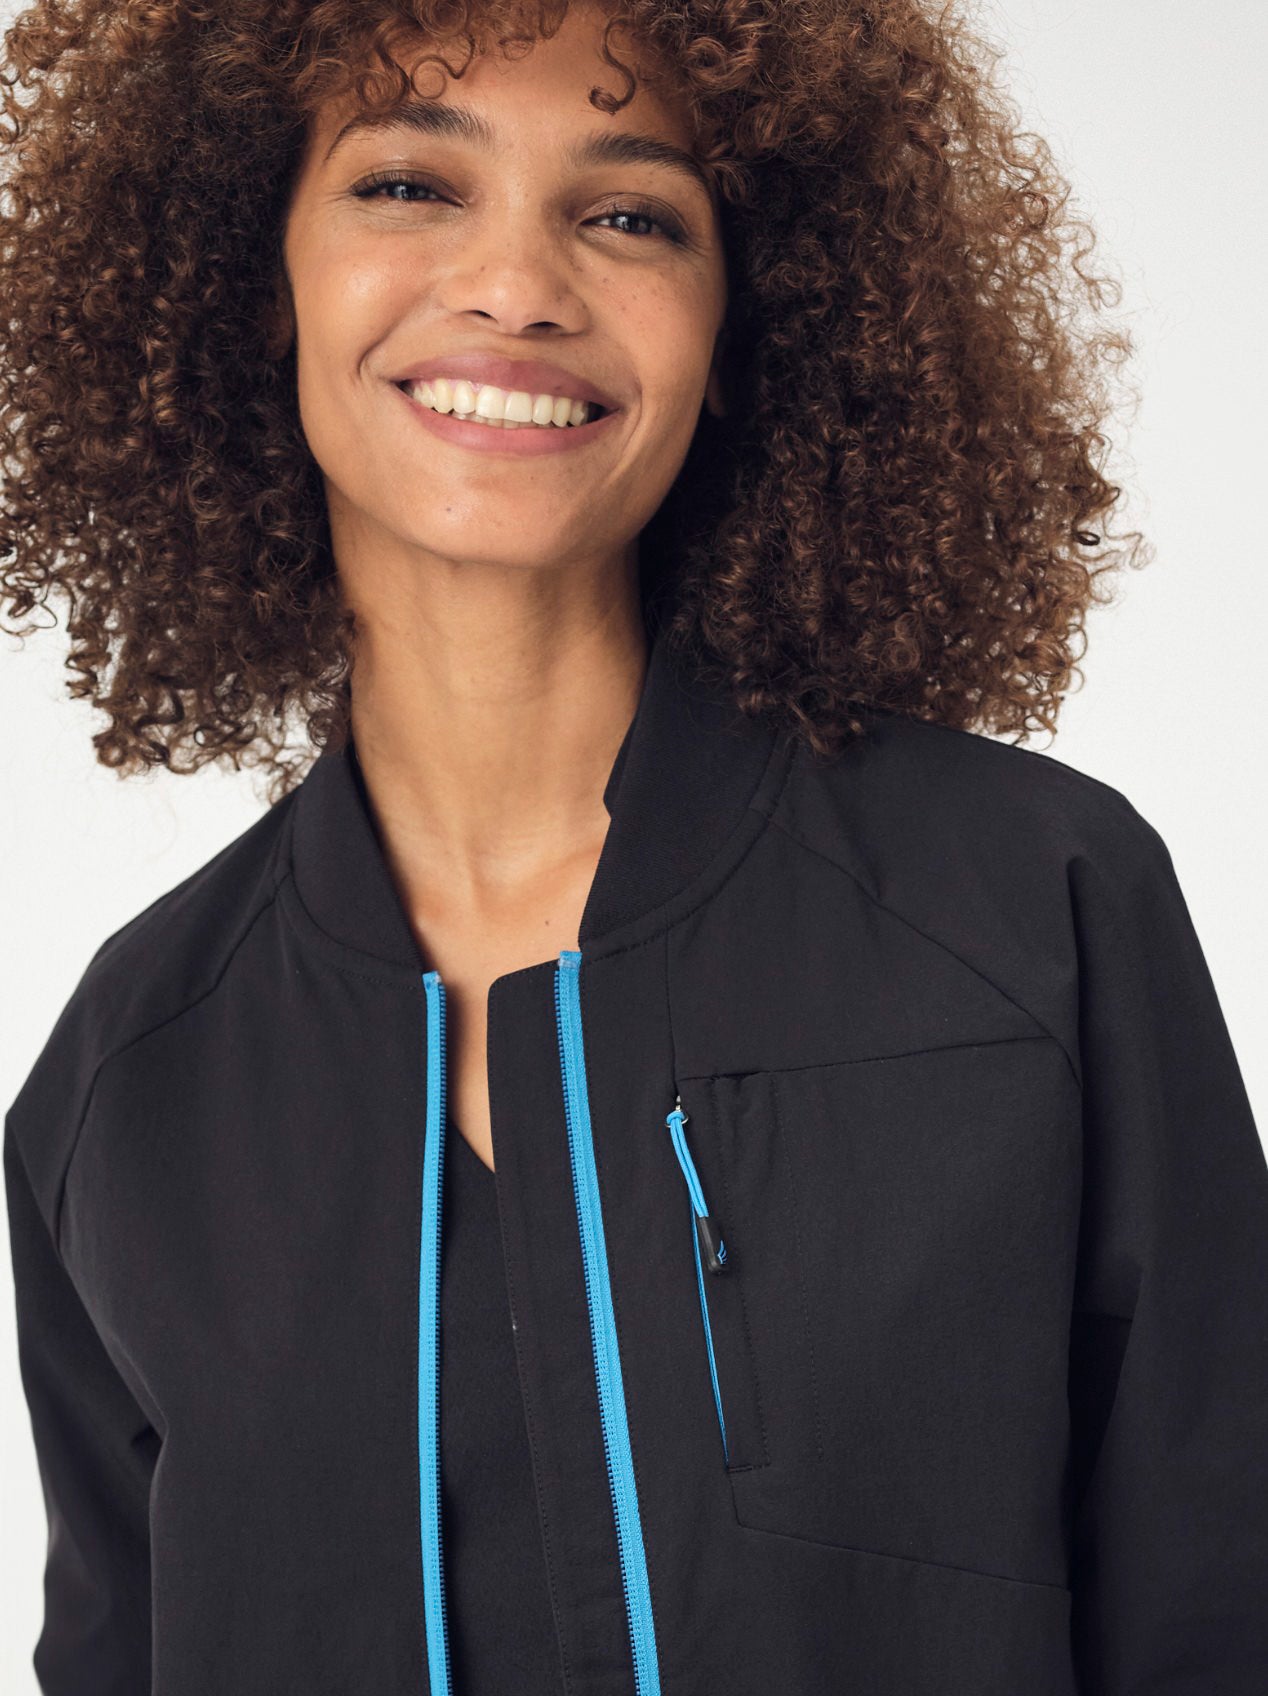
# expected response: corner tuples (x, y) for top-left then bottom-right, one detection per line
(3, 1), (1266, 1687)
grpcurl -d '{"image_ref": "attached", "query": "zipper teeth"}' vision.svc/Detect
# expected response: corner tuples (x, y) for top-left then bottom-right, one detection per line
(420, 971), (453, 1696)
(667, 1105), (729, 1463)
(555, 950), (661, 1696)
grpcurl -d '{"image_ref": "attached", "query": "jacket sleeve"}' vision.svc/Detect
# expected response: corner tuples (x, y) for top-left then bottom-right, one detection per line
(4, 1113), (156, 1695)
(1066, 806), (1268, 1692)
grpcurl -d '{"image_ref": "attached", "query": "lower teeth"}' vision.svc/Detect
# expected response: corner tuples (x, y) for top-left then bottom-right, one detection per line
(402, 383), (598, 427)
(419, 402), (588, 429)
(453, 414), (563, 430)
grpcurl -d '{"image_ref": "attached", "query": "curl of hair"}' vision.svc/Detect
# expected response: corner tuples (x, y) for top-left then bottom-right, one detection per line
(0, 0), (1149, 802)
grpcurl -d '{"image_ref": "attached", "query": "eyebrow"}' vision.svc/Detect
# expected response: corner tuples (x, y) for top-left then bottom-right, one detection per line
(323, 97), (716, 203)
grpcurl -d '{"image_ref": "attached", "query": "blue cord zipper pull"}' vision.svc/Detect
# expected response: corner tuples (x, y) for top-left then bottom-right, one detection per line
(666, 1095), (728, 1274)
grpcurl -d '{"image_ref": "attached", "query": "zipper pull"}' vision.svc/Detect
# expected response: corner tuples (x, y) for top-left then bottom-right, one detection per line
(666, 1094), (729, 1274)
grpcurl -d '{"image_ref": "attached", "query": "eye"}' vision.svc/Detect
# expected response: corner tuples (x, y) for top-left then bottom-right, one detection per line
(589, 201), (687, 246)
(351, 172), (446, 205)
(349, 173), (687, 245)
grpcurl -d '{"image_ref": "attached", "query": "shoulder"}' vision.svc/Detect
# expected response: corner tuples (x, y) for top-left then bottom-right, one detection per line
(5, 785), (298, 1234)
(766, 706), (1177, 1079)
(775, 703), (1170, 892)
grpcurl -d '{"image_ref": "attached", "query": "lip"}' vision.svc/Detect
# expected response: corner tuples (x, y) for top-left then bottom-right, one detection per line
(393, 379), (622, 457)
(390, 353), (620, 412)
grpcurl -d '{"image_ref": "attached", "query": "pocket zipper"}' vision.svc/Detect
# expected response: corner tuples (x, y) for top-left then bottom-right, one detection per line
(666, 1093), (731, 1462)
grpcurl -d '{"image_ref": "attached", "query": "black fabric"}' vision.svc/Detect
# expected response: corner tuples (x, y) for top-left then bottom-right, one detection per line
(441, 1122), (559, 1693)
(6, 614), (1268, 1694)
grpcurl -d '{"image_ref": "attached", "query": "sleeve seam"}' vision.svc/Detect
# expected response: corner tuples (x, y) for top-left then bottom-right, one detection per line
(52, 871), (288, 1264)
(761, 810), (1083, 1095)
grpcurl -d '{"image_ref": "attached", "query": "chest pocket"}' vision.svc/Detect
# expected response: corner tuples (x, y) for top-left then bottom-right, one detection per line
(669, 1069), (822, 1481)
(673, 1037), (1080, 1584)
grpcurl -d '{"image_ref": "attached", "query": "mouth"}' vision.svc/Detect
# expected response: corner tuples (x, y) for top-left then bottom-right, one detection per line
(390, 377), (622, 457)
(392, 378), (614, 432)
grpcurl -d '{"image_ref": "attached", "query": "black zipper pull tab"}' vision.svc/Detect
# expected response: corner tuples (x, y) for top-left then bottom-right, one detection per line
(693, 1211), (728, 1275)
(666, 1094), (729, 1274)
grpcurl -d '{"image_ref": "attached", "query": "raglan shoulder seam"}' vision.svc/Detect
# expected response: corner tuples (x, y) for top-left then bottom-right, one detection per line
(50, 844), (291, 1263)
(761, 807), (1083, 1093)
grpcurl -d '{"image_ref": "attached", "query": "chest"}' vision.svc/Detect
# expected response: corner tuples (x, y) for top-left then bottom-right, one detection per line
(61, 831), (1083, 1623)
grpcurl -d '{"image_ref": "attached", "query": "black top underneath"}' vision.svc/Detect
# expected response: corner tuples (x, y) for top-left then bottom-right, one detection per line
(441, 1121), (560, 1693)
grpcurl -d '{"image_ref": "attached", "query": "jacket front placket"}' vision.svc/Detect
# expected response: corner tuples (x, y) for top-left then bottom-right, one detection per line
(291, 620), (792, 1695)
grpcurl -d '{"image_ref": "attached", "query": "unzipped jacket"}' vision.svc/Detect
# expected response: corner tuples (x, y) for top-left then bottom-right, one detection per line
(7, 615), (1268, 1695)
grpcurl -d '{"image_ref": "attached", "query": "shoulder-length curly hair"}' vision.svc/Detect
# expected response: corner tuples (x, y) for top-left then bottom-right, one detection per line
(0, 0), (1147, 803)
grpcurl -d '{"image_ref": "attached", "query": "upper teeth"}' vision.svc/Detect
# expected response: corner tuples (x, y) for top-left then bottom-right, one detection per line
(405, 377), (597, 427)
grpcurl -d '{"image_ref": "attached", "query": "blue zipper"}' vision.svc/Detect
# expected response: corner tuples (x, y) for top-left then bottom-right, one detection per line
(417, 954), (663, 1693)
(665, 1096), (730, 1462)
(419, 970), (453, 1696)
(554, 948), (662, 1696)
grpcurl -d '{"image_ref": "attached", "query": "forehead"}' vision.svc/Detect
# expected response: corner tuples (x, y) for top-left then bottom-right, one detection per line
(308, 2), (699, 157)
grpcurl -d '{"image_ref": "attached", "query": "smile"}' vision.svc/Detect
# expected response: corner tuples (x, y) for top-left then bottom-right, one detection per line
(399, 376), (609, 429)
(392, 379), (620, 457)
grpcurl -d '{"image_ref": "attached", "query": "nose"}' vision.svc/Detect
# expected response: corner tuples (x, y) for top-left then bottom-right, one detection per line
(434, 207), (588, 337)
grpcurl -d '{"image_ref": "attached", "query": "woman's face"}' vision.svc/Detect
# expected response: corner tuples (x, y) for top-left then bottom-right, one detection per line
(279, 2), (728, 586)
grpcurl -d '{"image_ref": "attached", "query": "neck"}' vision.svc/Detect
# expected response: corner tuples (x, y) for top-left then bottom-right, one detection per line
(344, 560), (649, 917)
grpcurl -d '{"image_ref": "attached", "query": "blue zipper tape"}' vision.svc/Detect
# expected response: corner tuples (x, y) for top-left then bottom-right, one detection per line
(420, 970), (454, 1696)
(666, 1104), (730, 1461)
(555, 949), (662, 1696)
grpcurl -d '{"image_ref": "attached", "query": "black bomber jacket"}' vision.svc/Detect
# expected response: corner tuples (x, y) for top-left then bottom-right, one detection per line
(6, 614), (1268, 1695)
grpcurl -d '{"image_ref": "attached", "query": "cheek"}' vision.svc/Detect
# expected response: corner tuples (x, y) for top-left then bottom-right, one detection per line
(623, 291), (711, 388)
(627, 281), (718, 399)
(336, 249), (426, 318)
(639, 348), (717, 455)
(293, 236), (425, 369)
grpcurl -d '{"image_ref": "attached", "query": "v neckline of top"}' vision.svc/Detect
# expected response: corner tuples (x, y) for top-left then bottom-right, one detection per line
(447, 1119), (496, 1179)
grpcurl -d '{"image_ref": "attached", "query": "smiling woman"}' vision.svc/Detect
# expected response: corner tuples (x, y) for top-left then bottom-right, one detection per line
(0, 0), (1147, 790)
(4, 2), (1268, 1695)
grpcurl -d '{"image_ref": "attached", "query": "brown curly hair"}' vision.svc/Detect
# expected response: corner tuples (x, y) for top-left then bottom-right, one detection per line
(0, 0), (1148, 804)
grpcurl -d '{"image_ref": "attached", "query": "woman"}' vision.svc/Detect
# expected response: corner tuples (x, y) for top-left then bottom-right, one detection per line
(3, 0), (1265, 1692)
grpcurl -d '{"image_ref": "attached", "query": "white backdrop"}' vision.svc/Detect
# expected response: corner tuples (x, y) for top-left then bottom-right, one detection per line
(2, 1), (1266, 1688)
